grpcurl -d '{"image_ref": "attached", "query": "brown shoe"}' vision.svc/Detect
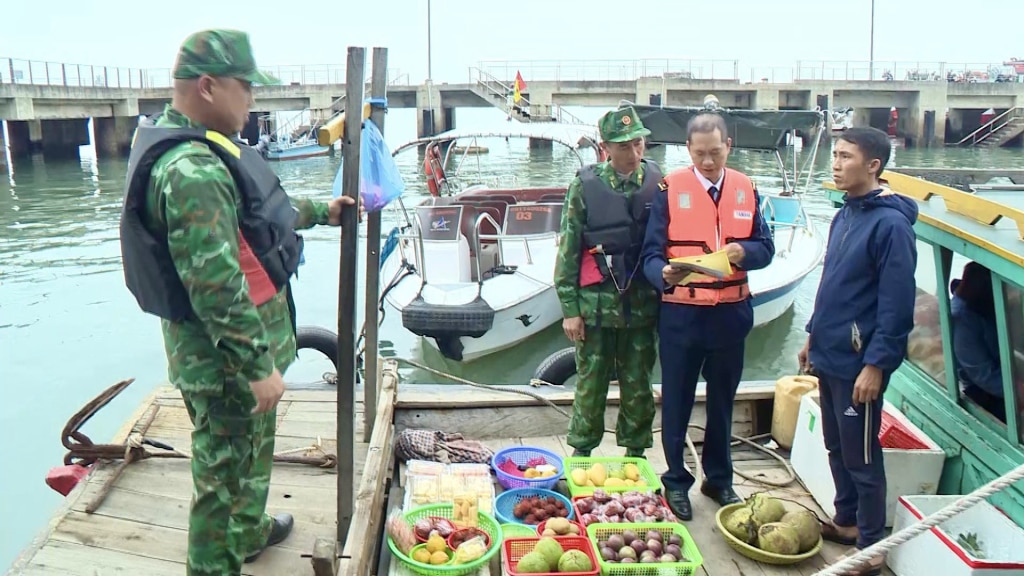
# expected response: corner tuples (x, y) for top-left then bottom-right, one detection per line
(832, 549), (885, 576)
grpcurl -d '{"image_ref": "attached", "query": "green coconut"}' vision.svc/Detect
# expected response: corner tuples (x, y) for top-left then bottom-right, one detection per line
(516, 551), (551, 573)
(780, 510), (822, 553)
(557, 549), (593, 572)
(724, 506), (759, 545)
(533, 537), (564, 571)
(757, 522), (801, 555)
(747, 493), (786, 526)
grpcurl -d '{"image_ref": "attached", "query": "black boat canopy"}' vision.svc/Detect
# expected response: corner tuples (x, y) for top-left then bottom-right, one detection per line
(628, 104), (825, 151)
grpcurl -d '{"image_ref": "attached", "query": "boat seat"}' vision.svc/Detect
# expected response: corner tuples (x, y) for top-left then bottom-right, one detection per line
(452, 199), (509, 235)
(463, 193), (518, 205)
(762, 196), (804, 226)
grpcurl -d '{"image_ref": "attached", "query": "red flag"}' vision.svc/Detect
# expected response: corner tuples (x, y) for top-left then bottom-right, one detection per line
(513, 71), (527, 103)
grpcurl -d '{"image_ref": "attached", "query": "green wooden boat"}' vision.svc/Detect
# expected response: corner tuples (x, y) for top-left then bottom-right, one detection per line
(824, 170), (1024, 523)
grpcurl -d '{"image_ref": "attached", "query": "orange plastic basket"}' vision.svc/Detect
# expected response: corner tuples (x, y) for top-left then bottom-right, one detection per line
(878, 411), (929, 450)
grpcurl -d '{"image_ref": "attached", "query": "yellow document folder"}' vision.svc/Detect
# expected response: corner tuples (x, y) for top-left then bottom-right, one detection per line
(669, 249), (733, 285)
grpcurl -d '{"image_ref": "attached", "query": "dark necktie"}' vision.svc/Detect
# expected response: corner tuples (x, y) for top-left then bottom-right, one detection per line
(709, 185), (720, 203)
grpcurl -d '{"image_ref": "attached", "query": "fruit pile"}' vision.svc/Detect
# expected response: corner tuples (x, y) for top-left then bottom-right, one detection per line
(513, 537), (594, 573)
(574, 490), (677, 525)
(596, 528), (689, 564)
(411, 534), (454, 566)
(569, 462), (647, 488)
(722, 494), (821, 555)
(413, 517), (455, 541)
(512, 495), (570, 525)
(498, 456), (558, 479)
(538, 517), (581, 537)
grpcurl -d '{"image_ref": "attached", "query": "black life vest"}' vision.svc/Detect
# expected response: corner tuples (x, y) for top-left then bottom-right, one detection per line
(119, 117), (304, 323)
(579, 159), (662, 285)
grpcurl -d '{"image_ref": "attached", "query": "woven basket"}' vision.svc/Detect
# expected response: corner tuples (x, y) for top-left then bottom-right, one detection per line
(714, 503), (822, 565)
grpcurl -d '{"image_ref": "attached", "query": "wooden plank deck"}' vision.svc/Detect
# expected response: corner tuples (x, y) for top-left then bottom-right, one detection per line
(387, 385), (894, 576)
(8, 385), (367, 576)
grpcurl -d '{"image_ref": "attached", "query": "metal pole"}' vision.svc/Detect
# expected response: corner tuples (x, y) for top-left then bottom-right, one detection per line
(363, 47), (388, 440)
(869, 0), (876, 80)
(337, 45), (365, 550)
(427, 0), (433, 82)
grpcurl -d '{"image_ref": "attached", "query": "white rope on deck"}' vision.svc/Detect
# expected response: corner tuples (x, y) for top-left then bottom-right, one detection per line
(814, 460), (1024, 575)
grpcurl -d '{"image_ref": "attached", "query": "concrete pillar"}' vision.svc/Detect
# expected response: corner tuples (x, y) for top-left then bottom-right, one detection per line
(416, 82), (443, 138)
(754, 87), (780, 110)
(241, 111), (263, 145)
(0, 123), (7, 174)
(635, 78), (665, 107)
(6, 120), (42, 158)
(909, 84), (947, 148)
(41, 118), (90, 159)
(94, 116), (137, 158)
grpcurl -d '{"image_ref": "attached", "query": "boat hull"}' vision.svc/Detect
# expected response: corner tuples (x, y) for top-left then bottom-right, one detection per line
(265, 142), (331, 161)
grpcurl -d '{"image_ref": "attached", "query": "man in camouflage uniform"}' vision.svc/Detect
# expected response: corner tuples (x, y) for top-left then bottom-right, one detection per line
(553, 107), (662, 458)
(118, 30), (357, 575)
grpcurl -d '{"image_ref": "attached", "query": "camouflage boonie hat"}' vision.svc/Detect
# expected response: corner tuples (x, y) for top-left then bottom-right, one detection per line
(172, 29), (280, 85)
(598, 106), (651, 143)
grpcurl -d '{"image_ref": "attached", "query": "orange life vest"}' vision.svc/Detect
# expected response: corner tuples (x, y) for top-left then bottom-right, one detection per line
(663, 166), (756, 306)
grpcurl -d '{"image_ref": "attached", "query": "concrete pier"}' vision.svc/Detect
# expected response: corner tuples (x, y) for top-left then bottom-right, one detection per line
(0, 123), (6, 174)
(93, 116), (137, 158)
(4, 61), (1024, 152)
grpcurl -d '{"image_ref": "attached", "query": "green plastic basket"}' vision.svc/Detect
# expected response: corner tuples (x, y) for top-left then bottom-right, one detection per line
(587, 522), (704, 575)
(563, 457), (662, 497)
(387, 503), (503, 575)
(500, 523), (537, 540)
(715, 503), (823, 565)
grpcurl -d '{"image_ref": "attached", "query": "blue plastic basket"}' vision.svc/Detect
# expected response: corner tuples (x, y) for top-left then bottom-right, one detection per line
(491, 446), (564, 490)
(494, 488), (575, 526)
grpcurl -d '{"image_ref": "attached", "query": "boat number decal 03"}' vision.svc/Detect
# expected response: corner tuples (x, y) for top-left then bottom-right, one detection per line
(504, 204), (563, 236)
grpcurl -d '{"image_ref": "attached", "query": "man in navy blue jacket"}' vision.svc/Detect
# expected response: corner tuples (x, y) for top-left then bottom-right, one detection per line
(799, 126), (918, 575)
(640, 113), (775, 521)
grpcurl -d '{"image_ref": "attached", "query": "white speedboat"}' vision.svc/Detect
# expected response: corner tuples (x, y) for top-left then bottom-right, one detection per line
(378, 123), (603, 362)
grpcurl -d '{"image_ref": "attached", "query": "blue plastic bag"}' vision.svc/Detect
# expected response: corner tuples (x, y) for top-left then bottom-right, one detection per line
(332, 115), (405, 213)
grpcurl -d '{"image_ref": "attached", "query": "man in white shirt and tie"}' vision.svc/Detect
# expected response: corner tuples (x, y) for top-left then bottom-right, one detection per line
(640, 113), (775, 521)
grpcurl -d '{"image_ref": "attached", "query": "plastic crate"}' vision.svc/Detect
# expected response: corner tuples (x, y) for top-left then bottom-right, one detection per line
(562, 457), (662, 497)
(587, 522), (704, 575)
(494, 488), (575, 525)
(492, 446), (564, 490)
(879, 410), (931, 450)
(571, 493), (678, 527)
(503, 535), (600, 575)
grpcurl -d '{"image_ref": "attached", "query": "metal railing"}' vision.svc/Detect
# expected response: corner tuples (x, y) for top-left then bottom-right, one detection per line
(0, 58), (407, 88)
(469, 67), (587, 125)
(476, 58), (741, 82)
(955, 107), (1024, 147)
(3, 55), (1021, 88)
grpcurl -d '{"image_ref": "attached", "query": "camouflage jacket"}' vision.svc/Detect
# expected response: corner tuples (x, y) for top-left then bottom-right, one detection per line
(142, 106), (330, 394)
(553, 161), (659, 329)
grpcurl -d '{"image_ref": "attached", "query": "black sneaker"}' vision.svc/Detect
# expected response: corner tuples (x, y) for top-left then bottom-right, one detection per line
(571, 448), (591, 457)
(244, 513), (295, 563)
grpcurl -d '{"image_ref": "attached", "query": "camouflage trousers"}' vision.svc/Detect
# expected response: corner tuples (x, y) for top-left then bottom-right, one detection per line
(181, 383), (276, 576)
(567, 326), (657, 452)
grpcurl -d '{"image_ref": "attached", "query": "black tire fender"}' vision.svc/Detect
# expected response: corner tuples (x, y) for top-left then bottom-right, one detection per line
(296, 325), (339, 369)
(532, 347), (577, 386)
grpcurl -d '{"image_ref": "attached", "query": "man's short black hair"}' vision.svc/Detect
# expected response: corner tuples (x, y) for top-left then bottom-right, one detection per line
(838, 127), (891, 177)
(687, 113), (728, 142)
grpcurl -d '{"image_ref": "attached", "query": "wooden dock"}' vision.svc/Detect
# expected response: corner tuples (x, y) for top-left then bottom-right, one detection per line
(386, 383), (894, 576)
(9, 368), (891, 575)
(7, 385), (372, 576)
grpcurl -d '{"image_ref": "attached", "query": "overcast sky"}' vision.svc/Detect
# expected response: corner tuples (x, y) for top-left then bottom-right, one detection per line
(2, 0), (1020, 84)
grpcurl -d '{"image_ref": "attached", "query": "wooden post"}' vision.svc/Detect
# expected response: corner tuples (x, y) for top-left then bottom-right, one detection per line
(363, 47), (388, 439)
(337, 46), (365, 549)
